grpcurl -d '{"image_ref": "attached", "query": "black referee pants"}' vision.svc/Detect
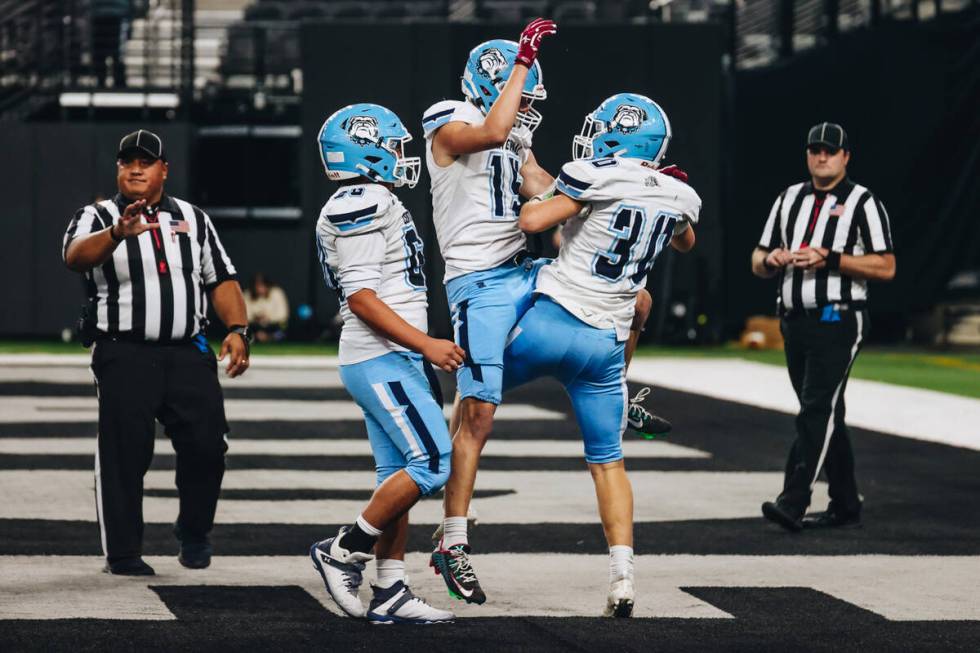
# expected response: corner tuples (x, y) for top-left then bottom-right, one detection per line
(91, 339), (228, 562)
(778, 308), (869, 517)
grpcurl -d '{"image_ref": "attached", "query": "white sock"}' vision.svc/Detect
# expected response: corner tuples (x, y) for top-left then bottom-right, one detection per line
(442, 516), (469, 548)
(356, 514), (383, 537)
(609, 545), (634, 583)
(375, 559), (406, 588)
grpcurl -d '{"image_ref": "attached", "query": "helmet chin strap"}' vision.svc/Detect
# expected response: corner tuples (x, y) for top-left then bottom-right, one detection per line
(355, 163), (383, 182)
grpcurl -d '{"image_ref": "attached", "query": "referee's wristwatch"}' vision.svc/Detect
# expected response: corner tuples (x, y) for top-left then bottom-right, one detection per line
(228, 325), (253, 357)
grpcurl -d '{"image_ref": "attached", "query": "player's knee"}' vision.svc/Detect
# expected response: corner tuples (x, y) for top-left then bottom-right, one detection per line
(632, 288), (652, 330)
(406, 452), (451, 496)
(585, 440), (624, 466)
(460, 400), (495, 443)
(375, 464), (402, 487)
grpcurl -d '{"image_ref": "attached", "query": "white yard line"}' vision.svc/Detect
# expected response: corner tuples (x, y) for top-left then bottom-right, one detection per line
(0, 469), (820, 524)
(628, 358), (980, 451)
(0, 354), (341, 368)
(0, 397), (564, 423)
(0, 437), (708, 459)
(1, 553), (977, 621)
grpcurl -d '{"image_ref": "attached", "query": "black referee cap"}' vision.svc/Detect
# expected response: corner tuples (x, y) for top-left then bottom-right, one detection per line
(118, 129), (166, 161)
(807, 122), (848, 152)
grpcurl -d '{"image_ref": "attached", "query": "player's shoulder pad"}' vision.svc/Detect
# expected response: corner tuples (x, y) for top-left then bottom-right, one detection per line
(319, 184), (392, 236)
(422, 100), (483, 139)
(654, 172), (703, 225)
(555, 158), (619, 200)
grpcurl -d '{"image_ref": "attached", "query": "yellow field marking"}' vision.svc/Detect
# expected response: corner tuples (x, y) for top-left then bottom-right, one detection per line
(918, 356), (980, 373)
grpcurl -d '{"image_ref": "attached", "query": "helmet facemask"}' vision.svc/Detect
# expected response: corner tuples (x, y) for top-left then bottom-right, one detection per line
(387, 135), (420, 188)
(573, 113), (605, 160)
(515, 84), (546, 133)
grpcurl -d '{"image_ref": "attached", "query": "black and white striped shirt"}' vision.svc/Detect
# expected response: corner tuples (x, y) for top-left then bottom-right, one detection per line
(758, 178), (893, 312)
(62, 194), (237, 341)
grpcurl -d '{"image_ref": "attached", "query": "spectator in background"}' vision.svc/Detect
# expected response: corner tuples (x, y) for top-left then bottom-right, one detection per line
(91, 0), (130, 88)
(244, 273), (290, 342)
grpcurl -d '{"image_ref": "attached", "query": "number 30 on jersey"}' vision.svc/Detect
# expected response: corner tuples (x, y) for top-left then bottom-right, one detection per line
(593, 205), (678, 285)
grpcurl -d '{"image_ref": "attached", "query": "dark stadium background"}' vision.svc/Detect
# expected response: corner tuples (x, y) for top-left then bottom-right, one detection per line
(0, 0), (977, 346)
(2, 3), (980, 651)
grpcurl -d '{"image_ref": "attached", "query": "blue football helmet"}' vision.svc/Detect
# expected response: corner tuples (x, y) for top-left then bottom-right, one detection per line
(461, 39), (547, 132)
(318, 103), (420, 188)
(572, 93), (672, 165)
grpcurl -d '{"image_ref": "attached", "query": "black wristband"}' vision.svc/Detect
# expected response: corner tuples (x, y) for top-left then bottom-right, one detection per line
(108, 224), (123, 243)
(228, 325), (251, 358)
(825, 251), (841, 271)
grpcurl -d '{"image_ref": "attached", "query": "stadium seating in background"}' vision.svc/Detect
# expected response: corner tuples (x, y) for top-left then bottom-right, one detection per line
(479, 1), (550, 21)
(241, 1), (449, 22)
(553, 2), (597, 23)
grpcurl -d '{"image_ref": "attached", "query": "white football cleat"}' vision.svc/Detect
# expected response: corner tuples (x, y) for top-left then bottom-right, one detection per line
(603, 578), (635, 618)
(310, 527), (374, 619)
(367, 580), (455, 625)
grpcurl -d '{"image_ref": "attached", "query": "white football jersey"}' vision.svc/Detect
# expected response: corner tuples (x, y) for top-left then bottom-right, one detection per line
(538, 157), (702, 340)
(423, 100), (532, 282)
(315, 183), (429, 365)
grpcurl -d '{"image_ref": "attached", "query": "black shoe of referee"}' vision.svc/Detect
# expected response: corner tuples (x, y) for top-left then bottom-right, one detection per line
(104, 557), (155, 576)
(802, 509), (862, 529)
(761, 501), (804, 533)
(175, 522), (213, 569)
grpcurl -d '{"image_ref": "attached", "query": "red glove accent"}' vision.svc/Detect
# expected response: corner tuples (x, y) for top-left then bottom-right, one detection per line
(516, 18), (557, 68)
(658, 164), (689, 183)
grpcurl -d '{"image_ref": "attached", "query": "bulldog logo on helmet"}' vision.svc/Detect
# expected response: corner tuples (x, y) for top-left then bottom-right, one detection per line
(610, 105), (647, 134)
(347, 116), (381, 146)
(477, 48), (508, 80)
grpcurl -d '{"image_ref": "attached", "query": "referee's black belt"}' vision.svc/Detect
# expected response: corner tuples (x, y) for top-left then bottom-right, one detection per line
(781, 302), (866, 320)
(94, 331), (195, 346)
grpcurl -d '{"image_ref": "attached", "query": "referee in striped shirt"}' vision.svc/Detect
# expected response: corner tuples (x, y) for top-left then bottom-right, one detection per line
(63, 129), (252, 575)
(751, 122), (896, 532)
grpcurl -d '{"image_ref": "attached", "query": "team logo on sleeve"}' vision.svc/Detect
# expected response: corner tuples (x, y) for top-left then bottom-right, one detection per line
(347, 116), (381, 146)
(477, 48), (507, 80)
(610, 105), (647, 134)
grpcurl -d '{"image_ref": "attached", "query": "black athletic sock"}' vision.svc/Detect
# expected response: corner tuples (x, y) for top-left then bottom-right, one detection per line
(338, 522), (378, 555)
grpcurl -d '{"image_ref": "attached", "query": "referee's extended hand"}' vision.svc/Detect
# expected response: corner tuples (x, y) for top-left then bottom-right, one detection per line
(114, 199), (160, 239)
(218, 333), (249, 377)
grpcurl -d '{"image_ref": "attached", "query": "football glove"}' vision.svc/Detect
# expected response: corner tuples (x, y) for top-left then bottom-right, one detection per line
(516, 18), (557, 68)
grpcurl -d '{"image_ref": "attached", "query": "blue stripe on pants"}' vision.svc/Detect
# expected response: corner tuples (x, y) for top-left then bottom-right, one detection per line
(387, 380), (440, 473)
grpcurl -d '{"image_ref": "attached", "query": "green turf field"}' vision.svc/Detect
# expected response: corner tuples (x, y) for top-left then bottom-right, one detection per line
(1, 340), (977, 399)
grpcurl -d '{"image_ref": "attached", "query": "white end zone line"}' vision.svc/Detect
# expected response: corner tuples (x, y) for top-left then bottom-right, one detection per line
(628, 358), (980, 451)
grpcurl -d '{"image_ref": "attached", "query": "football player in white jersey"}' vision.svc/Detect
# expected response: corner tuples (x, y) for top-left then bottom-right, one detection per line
(506, 93), (700, 617)
(423, 19), (558, 605)
(309, 103), (463, 624)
